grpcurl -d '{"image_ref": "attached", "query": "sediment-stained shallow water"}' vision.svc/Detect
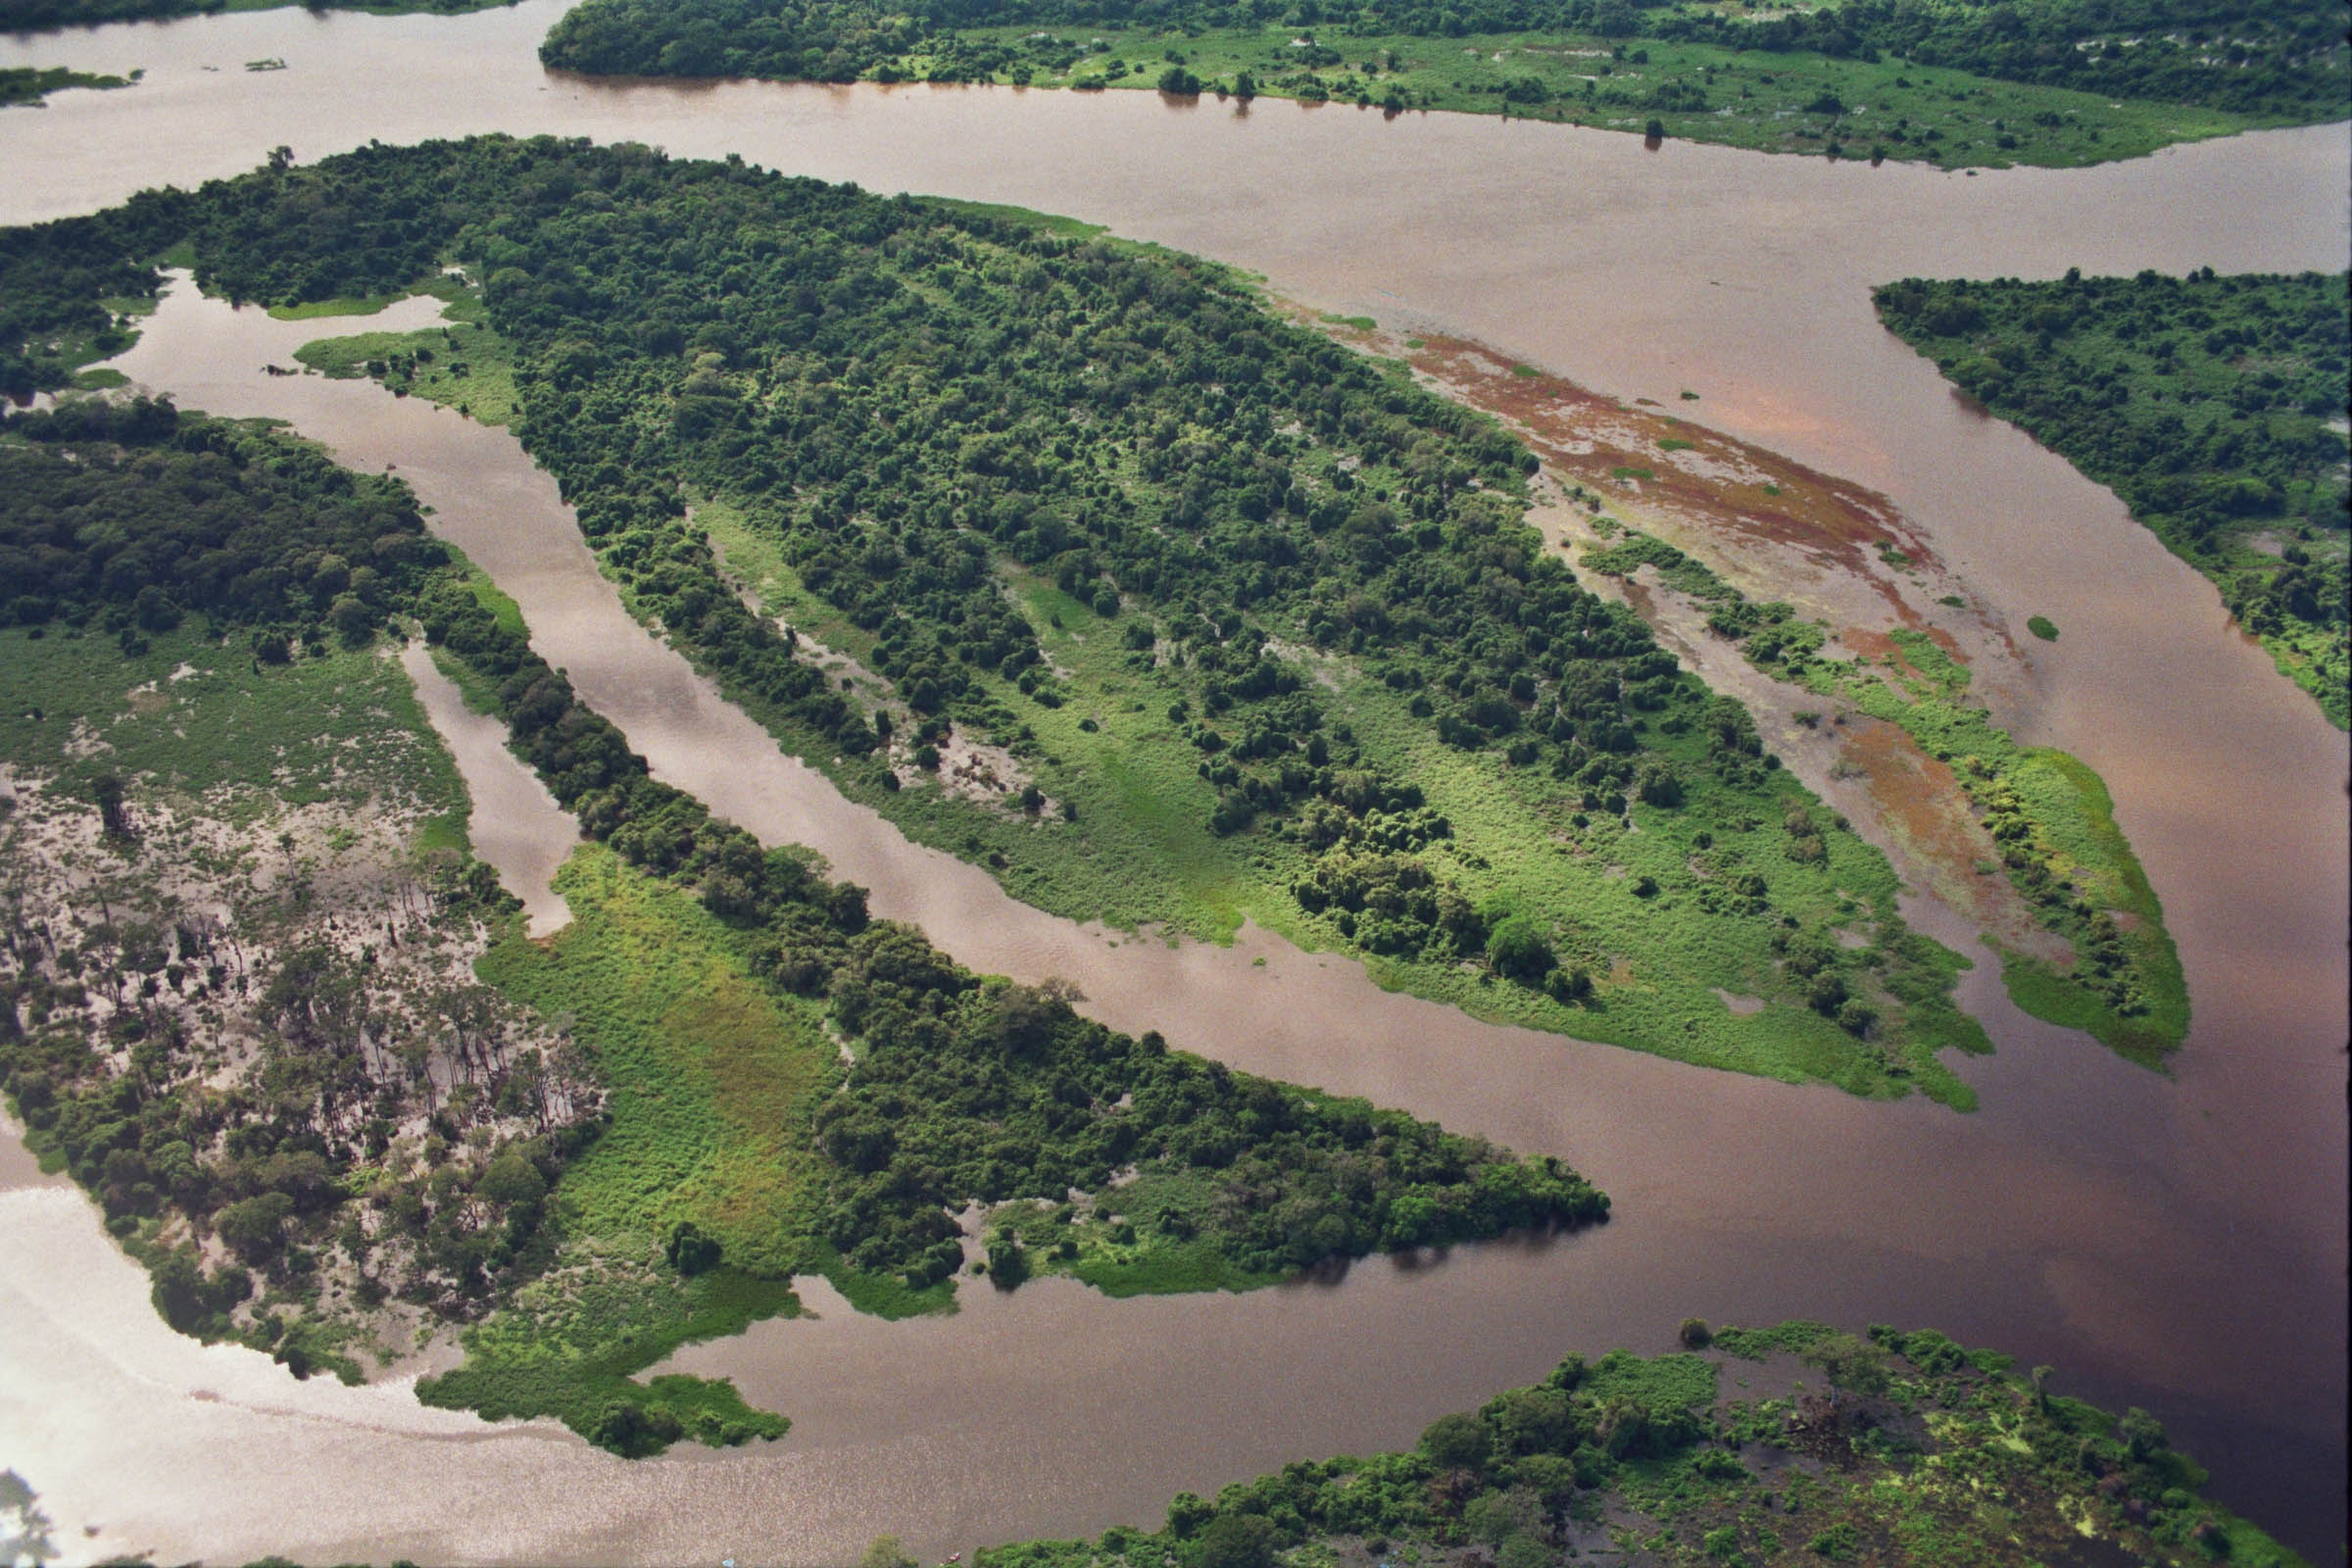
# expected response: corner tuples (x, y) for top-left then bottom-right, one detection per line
(0, 11), (2344, 1560)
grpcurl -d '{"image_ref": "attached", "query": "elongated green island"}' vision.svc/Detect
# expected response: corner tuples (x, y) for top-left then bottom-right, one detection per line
(1875, 268), (2350, 728)
(538, 0), (2349, 168)
(48, 136), (2041, 1099)
(0, 66), (135, 107)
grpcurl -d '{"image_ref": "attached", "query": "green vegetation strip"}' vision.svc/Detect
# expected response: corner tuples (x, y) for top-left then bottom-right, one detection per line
(0, 0), (512, 31)
(1877, 269), (2349, 727)
(537, 0), (2346, 169)
(974, 1319), (2309, 1568)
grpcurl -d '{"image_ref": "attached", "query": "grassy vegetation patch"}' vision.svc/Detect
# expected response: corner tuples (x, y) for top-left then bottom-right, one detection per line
(0, 68), (135, 110)
(476, 846), (830, 1275)
(295, 310), (520, 427)
(1619, 522), (2187, 1064)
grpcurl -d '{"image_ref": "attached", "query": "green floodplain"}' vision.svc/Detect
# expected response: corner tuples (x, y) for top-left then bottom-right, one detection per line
(971, 1320), (2311, 1568)
(536, 0), (2350, 169)
(1875, 268), (2351, 728)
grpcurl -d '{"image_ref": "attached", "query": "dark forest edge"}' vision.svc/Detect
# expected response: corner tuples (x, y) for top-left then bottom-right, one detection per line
(1875, 268), (2350, 727)
(24, 134), (2019, 1102)
(536, 0), (2350, 169)
(966, 1319), (2311, 1568)
(0, 399), (1605, 1456)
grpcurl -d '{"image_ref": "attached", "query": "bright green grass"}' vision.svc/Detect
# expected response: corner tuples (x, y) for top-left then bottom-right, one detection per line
(1816, 631), (2186, 1061)
(954, 23), (2281, 169)
(1582, 1346), (1719, 1416)
(475, 845), (833, 1275)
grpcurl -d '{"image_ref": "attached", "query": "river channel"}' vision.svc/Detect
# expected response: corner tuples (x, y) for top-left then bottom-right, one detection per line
(0, 7), (2345, 1562)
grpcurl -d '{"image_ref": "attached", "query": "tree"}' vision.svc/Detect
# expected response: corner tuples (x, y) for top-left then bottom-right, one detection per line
(1233, 70), (1256, 99)
(858, 1538), (916, 1568)
(665, 1219), (721, 1275)
(1486, 915), (1554, 982)
(1679, 1316), (1712, 1348)
(1495, 1535), (1554, 1568)
(1193, 1512), (1276, 1568)
(215, 1191), (295, 1263)
(91, 772), (129, 837)
(1463, 1486), (1544, 1544)
(1803, 1331), (1891, 1396)
(1420, 1408), (1492, 1471)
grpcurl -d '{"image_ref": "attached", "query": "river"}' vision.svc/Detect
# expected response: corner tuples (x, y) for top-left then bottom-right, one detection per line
(0, 7), (2345, 1562)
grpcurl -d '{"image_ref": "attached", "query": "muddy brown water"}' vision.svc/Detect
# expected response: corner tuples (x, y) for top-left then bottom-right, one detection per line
(0, 9), (2345, 1561)
(401, 640), (580, 937)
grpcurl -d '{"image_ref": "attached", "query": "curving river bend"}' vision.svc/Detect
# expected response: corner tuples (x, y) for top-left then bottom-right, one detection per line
(0, 8), (2345, 1562)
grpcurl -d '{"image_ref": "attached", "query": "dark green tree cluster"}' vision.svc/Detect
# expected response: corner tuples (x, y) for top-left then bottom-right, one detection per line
(1876, 267), (2350, 724)
(1, 398), (448, 657)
